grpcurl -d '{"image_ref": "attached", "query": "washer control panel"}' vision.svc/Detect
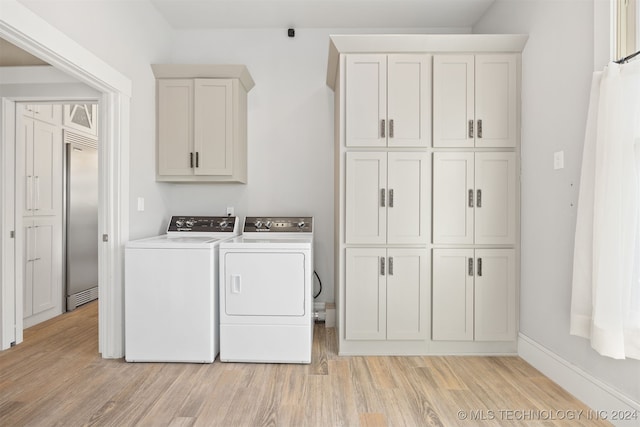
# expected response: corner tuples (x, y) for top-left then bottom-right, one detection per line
(244, 217), (313, 233)
(167, 216), (238, 233)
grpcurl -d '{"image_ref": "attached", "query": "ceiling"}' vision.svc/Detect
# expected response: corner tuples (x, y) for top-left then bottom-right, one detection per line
(150, 0), (496, 29)
(0, 0), (496, 66)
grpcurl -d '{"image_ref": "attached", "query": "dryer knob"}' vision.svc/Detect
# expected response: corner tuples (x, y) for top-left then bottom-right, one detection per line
(297, 221), (305, 229)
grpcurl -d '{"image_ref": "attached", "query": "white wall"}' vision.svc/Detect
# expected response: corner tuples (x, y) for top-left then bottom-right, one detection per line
(20, 0), (174, 239)
(475, 0), (640, 403)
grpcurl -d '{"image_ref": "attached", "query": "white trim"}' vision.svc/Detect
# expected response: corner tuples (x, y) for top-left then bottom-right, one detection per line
(0, 0), (130, 358)
(518, 334), (640, 426)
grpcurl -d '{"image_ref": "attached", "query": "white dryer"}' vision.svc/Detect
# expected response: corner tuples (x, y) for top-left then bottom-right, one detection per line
(125, 216), (239, 363)
(219, 217), (314, 364)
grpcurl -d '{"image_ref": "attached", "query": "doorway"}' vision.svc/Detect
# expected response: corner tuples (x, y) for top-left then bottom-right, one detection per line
(0, 4), (131, 358)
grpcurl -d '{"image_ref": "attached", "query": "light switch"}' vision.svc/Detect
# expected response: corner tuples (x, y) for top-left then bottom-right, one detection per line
(554, 151), (565, 170)
(137, 197), (145, 211)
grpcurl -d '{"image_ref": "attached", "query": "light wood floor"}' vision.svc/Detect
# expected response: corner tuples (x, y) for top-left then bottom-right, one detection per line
(0, 302), (611, 427)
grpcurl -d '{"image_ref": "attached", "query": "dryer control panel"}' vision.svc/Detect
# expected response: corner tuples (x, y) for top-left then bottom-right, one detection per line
(244, 217), (313, 233)
(167, 216), (238, 233)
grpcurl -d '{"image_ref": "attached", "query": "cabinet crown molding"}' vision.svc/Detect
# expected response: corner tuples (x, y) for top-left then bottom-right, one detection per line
(326, 33), (528, 90)
(151, 64), (255, 92)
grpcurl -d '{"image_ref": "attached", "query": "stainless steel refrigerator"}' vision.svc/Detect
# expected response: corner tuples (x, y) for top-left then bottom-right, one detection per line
(64, 131), (98, 311)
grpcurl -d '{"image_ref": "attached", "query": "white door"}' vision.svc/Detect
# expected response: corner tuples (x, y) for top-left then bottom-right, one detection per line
(433, 55), (474, 148)
(386, 248), (428, 340)
(474, 152), (516, 244)
(224, 252), (306, 316)
(387, 152), (429, 244)
(194, 79), (233, 176)
(157, 79), (194, 176)
(474, 249), (516, 341)
(345, 248), (386, 340)
(387, 54), (431, 147)
(475, 55), (517, 148)
(432, 152), (474, 244)
(345, 54), (387, 147)
(345, 152), (387, 244)
(432, 249), (474, 341)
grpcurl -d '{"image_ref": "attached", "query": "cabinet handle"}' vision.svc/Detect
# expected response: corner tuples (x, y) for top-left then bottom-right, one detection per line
(468, 120), (474, 138)
(381, 119), (386, 138)
(476, 189), (482, 207)
(380, 257), (385, 276)
(477, 258), (483, 277)
(26, 226), (32, 262)
(389, 119), (394, 138)
(190, 152), (194, 168)
(477, 119), (483, 139)
(468, 257), (474, 276)
(34, 176), (40, 211)
(468, 189), (474, 208)
(388, 257), (394, 276)
(196, 152), (199, 168)
(389, 189), (394, 207)
(26, 176), (32, 211)
(380, 188), (386, 207)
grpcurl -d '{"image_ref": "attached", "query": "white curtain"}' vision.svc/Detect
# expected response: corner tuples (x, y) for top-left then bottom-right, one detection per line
(571, 60), (640, 360)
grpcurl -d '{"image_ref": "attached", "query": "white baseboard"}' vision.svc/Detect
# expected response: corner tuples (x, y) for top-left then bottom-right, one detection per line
(518, 333), (640, 426)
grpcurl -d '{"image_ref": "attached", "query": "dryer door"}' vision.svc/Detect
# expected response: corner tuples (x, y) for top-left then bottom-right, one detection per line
(223, 252), (306, 316)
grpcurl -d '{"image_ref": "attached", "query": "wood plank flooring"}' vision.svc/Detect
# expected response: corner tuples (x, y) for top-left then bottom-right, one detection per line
(0, 302), (611, 426)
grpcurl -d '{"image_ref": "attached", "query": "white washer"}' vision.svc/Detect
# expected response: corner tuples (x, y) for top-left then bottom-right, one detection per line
(125, 216), (239, 363)
(219, 216), (314, 364)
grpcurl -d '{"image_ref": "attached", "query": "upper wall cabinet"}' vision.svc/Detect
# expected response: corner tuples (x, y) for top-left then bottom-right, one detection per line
(346, 54), (431, 148)
(152, 64), (254, 183)
(433, 54), (516, 148)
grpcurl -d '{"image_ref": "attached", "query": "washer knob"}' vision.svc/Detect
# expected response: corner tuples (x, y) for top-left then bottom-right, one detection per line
(297, 221), (306, 229)
(175, 219), (185, 227)
(254, 220), (263, 229)
(219, 220), (228, 228)
(185, 219), (195, 227)
(265, 221), (272, 229)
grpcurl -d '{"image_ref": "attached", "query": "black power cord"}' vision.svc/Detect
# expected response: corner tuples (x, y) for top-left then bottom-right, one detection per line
(313, 270), (322, 299)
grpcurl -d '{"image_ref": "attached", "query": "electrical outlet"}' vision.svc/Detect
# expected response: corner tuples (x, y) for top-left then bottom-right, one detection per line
(554, 151), (565, 170)
(137, 197), (145, 211)
(226, 207), (234, 216)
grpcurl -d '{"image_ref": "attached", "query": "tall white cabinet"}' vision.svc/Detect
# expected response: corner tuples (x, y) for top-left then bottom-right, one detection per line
(328, 34), (526, 355)
(17, 105), (63, 328)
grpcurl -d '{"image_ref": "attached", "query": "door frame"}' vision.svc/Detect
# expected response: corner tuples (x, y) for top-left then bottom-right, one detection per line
(0, 0), (131, 358)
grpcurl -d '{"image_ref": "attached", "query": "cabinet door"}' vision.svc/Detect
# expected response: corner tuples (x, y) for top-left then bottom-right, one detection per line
(474, 152), (516, 244)
(345, 55), (387, 147)
(345, 248), (386, 340)
(433, 55), (474, 148)
(387, 55), (431, 147)
(474, 249), (516, 341)
(345, 152), (387, 244)
(475, 55), (517, 148)
(194, 79), (233, 176)
(32, 120), (61, 217)
(18, 117), (35, 217)
(432, 152), (474, 244)
(432, 249), (474, 341)
(387, 249), (428, 340)
(23, 218), (60, 319)
(387, 152), (429, 244)
(157, 79), (193, 176)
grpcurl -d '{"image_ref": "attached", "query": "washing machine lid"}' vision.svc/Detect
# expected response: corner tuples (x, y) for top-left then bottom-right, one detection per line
(126, 234), (227, 249)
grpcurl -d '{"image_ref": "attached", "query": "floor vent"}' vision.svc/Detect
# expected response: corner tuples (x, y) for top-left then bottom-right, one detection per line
(67, 286), (98, 311)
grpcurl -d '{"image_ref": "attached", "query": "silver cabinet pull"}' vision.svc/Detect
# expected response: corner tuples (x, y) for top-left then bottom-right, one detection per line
(381, 119), (386, 138)
(389, 119), (394, 138)
(468, 119), (474, 138)
(26, 176), (32, 211)
(34, 176), (40, 211)
(389, 189), (394, 207)
(380, 257), (386, 276)
(477, 258), (483, 277)
(476, 189), (482, 207)
(381, 188), (386, 207)
(190, 152), (194, 168)
(468, 257), (474, 276)
(468, 189), (474, 208)
(477, 119), (483, 138)
(388, 257), (394, 275)
(195, 152), (199, 168)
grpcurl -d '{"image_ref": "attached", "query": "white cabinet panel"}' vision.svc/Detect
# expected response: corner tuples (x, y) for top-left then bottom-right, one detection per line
(433, 152), (516, 245)
(432, 249), (515, 342)
(346, 54), (430, 148)
(346, 248), (427, 341)
(157, 79), (193, 176)
(434, 54), (516, 148)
